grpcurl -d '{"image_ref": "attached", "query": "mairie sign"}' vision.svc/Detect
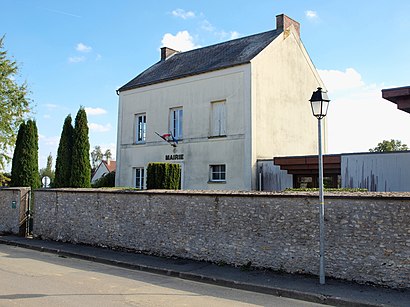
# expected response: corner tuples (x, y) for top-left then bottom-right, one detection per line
(165, 154), (184, 161)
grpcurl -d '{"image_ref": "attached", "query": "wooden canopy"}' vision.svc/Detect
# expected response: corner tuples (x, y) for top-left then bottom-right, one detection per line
(274, 154), (341, 175)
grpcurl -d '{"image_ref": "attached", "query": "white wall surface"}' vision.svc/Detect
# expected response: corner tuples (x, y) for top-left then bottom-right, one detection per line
(116, 66), (252, 190)
(250, 26), (325, 188)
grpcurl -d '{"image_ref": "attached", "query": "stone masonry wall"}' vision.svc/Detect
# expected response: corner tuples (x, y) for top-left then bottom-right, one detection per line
(33, 189), (410, 288)
(0, 188), (30, 234)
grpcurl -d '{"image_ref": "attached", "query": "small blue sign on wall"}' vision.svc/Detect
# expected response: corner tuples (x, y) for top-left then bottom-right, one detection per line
(11, 201), (16, 209)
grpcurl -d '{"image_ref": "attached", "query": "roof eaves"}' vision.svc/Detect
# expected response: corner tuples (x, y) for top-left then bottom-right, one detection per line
(118, 61), (252, 92)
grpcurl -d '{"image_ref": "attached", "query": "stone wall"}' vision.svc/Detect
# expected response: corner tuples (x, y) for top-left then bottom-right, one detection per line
(32, 189), (410, 288)
(0, 187), (30, 235)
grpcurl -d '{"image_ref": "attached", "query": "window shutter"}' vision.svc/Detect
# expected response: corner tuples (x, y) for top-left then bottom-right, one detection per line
(212, 101), (226, 136)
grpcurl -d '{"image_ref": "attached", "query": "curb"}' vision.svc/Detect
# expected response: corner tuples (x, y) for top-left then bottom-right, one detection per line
(0, 238), (383, 307)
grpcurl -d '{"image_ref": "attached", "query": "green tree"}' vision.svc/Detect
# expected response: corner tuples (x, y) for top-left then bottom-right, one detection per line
(90, 145), (103, 170)
(0, 36), (31, 182)
(70, 107), (91, 187)
(10, 120), (40, 188)
(104, 149), (112, 161)
(39, 153), (55, 186)
(369, 139), (409, 152)
(54, 115), (74, 187)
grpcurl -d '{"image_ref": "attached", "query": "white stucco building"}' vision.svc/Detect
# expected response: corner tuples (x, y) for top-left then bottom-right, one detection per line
(116, 14), (326, 190)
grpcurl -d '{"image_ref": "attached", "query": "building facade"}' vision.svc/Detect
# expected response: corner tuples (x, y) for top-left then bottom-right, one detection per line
(116, 14), (325, 190)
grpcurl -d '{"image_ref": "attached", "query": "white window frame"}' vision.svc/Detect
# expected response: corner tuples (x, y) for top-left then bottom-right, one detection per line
(210, 100), (226, 137)
(209, 164), (226, 182)
(169, 107), (183, 140)
(135, 113), (146, 144)
(134, 167), (145, 189)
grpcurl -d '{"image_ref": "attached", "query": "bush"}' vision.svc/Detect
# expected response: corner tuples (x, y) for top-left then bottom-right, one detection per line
(92, 171), (116, 188)
(146, 163), (181, 189)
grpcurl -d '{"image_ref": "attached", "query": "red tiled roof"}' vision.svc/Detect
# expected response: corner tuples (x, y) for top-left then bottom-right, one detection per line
(102, 160), (116, 172)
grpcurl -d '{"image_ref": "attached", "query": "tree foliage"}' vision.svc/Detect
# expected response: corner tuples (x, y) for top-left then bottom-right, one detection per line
(91, 146), (113, 171)
(104, 149), (112, 161)
(54, 115), (74, 187)
(146, 163), (181, 189)
(39, 153), (55, 186)
(90, 145), (103, 170)
(369, 139), (409, 152)
(70, 107), (91, 188)
(0, 36), (31, 181)
(10, 120), (40, 188)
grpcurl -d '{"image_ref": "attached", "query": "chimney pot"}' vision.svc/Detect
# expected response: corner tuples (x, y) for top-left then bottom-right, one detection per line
(160, 47), (179, 61)
(276, 14), (300, 37)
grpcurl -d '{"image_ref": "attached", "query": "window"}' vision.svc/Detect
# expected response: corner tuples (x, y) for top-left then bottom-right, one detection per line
(135, 113), (146, 143)
(209, 164), (226, 182)
(211, 101), (226, 137)
(135, 167), (145, 189)
(170, 107), (183, 140)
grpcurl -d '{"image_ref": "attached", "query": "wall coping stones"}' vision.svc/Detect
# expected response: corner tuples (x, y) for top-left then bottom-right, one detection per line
(34, 188), (410, 200)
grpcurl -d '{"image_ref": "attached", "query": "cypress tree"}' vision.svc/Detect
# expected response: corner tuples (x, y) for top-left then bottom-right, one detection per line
(10, 121), (26, 186)
(70, 107), (91, 188)
(54, 115), (74, 187)
(10, 120), (40, 188)
(27, 120), (40, 189)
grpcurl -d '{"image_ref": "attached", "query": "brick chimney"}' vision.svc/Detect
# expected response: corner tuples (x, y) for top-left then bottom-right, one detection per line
(276, 14), (300, 37)
(160, 47), (179, 61)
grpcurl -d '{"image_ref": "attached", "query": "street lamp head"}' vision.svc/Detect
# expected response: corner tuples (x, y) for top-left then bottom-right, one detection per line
(309, 87), (330, 119)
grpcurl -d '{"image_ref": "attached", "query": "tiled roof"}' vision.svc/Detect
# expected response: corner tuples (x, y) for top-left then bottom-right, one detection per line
(103, 160), (116, 173)
(118, 29), (280, 92)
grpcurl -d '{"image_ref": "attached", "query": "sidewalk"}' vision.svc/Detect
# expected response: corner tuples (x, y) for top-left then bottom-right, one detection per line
(0, 235), (408, 307)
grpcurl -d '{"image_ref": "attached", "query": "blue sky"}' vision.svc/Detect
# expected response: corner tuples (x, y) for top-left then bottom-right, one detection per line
(2, 0), (410, 169)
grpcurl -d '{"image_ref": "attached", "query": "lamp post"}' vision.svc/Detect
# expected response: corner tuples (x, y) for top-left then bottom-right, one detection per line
(309, 87), (330, 285)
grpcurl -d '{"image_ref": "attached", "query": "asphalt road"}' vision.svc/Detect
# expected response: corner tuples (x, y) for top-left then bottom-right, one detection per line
(0, 244), (329, 307)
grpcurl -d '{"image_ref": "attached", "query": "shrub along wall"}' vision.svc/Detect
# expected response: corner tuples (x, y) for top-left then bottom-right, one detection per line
(32, 189), (409, 288)
(146, 163), (181, 189)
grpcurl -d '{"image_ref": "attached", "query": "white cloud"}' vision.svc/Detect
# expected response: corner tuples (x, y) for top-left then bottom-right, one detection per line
(95, 54), (102, 61)
(39, 134), (60, 146)
(306, 10), (318, 19)
(161, 31), (200, 51)
(85, 107), (107, 116)
(200, 19), (240, 41)
(45, 103), (58, 108)
(201, 19), (215, 32)
(43, 114), (51, 119)
(216, 30), (241, 41)
(172, 9), (195, 19)
(318, 68), (410, 154)
(68, 56), (86, 63)
(318, 68), (364, 93)
(76, 42), (92, 53)
(89, 123), (112, 133)
(229, 31), (240, 40)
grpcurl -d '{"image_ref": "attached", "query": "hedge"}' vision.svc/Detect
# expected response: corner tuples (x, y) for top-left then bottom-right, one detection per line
(147, 163), (181, 189)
